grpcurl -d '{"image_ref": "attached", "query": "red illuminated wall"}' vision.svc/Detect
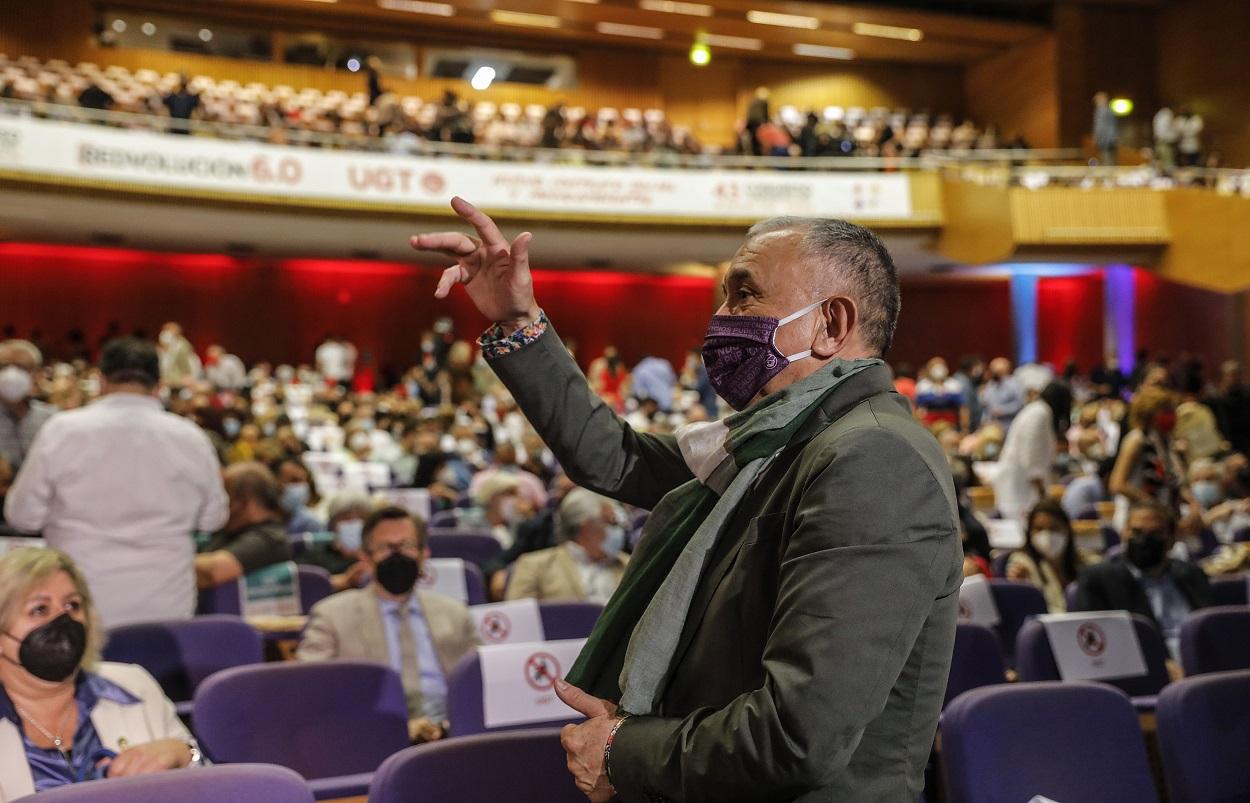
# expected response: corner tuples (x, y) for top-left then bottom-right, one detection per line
(1036, 274), (1104, 372)
(1134, 271), (1237, 368)
(890, 279), (1015, 369)
(0, 244), (716, 376)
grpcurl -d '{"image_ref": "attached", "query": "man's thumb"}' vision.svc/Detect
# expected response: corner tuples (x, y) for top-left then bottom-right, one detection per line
(555, 678), (608, 717)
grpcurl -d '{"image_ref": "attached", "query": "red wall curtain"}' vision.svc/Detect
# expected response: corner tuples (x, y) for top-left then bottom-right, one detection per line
(889, 279), (1015, 369)
(1134, 271), (1236, 369)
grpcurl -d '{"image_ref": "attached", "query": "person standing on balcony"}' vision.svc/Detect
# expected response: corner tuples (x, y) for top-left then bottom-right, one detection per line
(162, 75), (199, 136)
(1093, 91), (1119, 166)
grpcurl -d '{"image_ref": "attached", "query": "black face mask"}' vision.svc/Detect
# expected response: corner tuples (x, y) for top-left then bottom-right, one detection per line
(4, 614), (87, 683)
(1125, 530), (1170, 572)
(375, 552), (420, 596)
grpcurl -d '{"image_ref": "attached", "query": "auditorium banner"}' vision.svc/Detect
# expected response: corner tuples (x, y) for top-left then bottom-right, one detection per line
(0, 115), (913, 223)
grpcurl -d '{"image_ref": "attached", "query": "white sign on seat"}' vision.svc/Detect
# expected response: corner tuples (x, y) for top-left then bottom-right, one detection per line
(470, 598), (545, 645)
(986, 519), (1026, 550)
(0, 537), (46, 556)
(1039, 611), (1147, 682)
(240, 561), (302, 617)
(479, 638), (588, 729)
(418, 558), (469, 603)
(957, 574), (1001, 626)
(376, 488), (431, 521)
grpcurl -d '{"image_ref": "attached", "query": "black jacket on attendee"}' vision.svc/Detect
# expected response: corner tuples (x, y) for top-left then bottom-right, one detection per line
(1072, 555), (1214, 626)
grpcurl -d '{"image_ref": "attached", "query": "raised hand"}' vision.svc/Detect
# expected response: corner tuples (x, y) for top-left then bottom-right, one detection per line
(410, 197), (540, 332)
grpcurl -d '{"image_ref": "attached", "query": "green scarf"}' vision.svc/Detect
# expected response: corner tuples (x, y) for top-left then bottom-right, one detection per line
(566, 358), (882, 712)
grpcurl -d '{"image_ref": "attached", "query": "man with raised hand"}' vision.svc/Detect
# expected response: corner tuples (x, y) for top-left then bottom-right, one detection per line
(413, 197), (961, 802)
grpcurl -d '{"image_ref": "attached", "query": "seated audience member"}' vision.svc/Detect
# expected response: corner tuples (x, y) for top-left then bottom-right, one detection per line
(462, 473), (530, 548)
(297, 507), (478, 742)
(1006, 500), (1089, 612)
(272, 457), (326, 535)
(0, 549), (200, 795)
(0, 339), (57, 472)
(5, 337), (228, 628)
(194, 462), (291, 589)
(506, 489), (628, 603)
(467, 442), (547, 511)
(914, 358), (967, 428)
(980, 357), (1025, 429)
(297, 491), (371, 592)
(482, 473), (575, 600)
(1072, 500), (1214, 656)
(1062, 457), (1116, 520)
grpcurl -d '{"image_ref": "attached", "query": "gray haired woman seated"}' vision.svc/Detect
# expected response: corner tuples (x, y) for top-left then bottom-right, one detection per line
(0, 548), (201, 799)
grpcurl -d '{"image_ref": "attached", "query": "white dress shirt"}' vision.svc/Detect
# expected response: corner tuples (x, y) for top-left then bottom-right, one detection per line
(992, 398), (1057, 520)
(565, 542), (620, 604)
(4, 393), (229, 628)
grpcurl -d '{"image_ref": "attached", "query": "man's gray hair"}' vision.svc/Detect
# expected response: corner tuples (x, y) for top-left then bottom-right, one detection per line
(0, 339), (43, 368)
(745, 217), (900, 355)
(555, 488), (617, 543)
(326, 490), (373, 523)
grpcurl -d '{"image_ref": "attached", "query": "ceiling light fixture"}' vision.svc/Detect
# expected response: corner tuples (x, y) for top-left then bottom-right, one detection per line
(490, 10), (561, 27)
(852, 22), (922, 41)
(792, 43), (854, 59)
(377, 0), (454, 15)
(596, 21), (664, 38)
(746, 10), (818, 29)
(702, 32), (763, 50)
(640, 0), (713, 17)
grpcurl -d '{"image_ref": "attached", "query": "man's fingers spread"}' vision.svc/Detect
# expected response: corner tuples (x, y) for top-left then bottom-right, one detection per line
(410, 232), (478, 255)
(451, 196), (508, 249)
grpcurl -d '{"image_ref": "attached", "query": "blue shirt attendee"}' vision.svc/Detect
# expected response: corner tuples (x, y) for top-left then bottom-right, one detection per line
(631, 356), (677, 413)
(980, 357), (1025, 428)
(1061, 458), (1115, 520)
(297, 506), (479, 742)
(0, 339), (57, 472)
(0, 549), (199, 797)
(1072, 500), (1215, 659)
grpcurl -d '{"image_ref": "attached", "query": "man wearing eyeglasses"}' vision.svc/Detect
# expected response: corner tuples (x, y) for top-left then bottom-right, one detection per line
(297, 506), (480, 742)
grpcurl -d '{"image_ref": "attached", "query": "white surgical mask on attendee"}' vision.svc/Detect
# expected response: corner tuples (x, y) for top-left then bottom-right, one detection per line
(930, 364), (949, 382)
(0, 366), (32, 403)
(499, 497), (519, 523)
(600, 524), (626, 560)
(1032, 530), (1067, 561)
(336, 519), (364, 553)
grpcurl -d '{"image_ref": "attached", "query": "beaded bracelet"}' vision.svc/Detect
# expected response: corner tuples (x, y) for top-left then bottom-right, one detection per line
(603, 714), (631, 791)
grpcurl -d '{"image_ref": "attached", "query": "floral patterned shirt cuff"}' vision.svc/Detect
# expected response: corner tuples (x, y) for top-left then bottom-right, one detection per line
(478, 310), (549, 359)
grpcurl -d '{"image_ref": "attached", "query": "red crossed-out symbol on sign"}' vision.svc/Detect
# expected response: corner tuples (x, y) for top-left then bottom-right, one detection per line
(524, 652), (561, 691)
(1076, 622), (1107, 657)
(480, 611), (512, 643)
(957, 599), (972, 620)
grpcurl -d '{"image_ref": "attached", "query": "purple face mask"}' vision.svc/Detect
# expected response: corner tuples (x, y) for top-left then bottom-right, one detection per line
(701, 297), (826, 411)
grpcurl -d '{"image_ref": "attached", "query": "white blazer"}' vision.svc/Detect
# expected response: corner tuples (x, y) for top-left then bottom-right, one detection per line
(0, 662), (192, 801)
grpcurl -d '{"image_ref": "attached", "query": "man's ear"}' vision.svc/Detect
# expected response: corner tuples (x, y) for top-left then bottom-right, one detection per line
(811, 296), (858, 359)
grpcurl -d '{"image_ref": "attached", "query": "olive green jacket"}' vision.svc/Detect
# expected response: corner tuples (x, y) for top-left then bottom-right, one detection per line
(488, 327), (961, 802)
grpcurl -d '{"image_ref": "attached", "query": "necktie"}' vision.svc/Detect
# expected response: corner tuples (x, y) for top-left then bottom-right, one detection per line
(394, 605), (423, 716)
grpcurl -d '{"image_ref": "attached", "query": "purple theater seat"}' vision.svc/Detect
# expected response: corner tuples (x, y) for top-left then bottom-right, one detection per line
(1179, 606), (1250, 675)
(941, 682), (1158, 803)
(943, 623), (1008, 708)
(463, 560), (488, 605)
(1156, 669), (1250, 803)
(14, 764), (313, 803)
(1210, 574), (1248, 606)
(427, 532), (503, 567)
(102, 615), (262, 704)
(538, 601), (603, 641)
(446, 653), (583, 737)
(297, 564), (333, 613)
(986, 579), (1048, 667)
(193, 661), (409, 799)
(1015, 613), (1171, 703)
(367, 728), (584, 803)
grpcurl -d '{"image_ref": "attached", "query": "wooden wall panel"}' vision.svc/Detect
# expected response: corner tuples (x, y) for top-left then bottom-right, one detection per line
(964, 34), (1058, 148)
(1156, 0), (1250, 166)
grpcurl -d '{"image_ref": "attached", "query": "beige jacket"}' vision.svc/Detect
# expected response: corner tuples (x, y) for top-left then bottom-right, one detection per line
(506, 544), (628, 602)
(296, 586), (479, 687)
(0, 662), (192, 802)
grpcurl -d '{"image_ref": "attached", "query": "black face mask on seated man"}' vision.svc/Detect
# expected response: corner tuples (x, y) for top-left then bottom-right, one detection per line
(1125, 528), (1170, 572)
(376, 552), (420, 596)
